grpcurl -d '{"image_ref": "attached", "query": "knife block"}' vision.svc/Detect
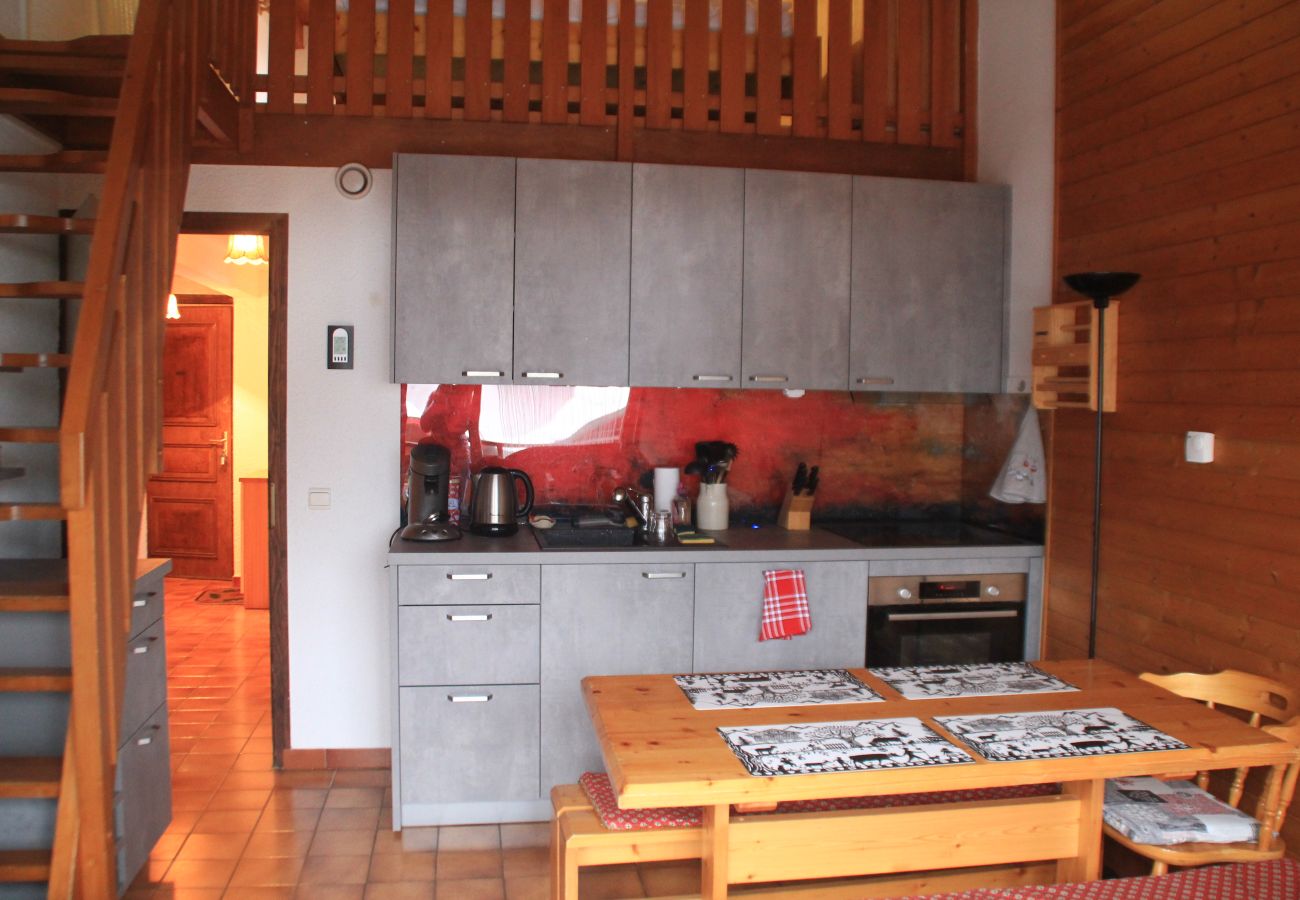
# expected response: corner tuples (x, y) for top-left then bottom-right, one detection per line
(777, 491), (814, 531)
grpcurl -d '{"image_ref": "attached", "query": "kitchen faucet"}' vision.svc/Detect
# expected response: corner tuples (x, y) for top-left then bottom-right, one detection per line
(612, 486), (653, 532)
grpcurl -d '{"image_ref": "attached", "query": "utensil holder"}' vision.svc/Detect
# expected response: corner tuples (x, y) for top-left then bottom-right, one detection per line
(696, 483), (729, 531)
(777, 491), (814, 531)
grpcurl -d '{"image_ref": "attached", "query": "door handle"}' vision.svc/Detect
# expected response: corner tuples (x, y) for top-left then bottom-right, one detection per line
(885, 610), (1019, 622)
(209, 430), (229, 467)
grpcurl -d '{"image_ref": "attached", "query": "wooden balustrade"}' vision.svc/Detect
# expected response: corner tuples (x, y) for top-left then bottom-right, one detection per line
(258, 0), (973, 154)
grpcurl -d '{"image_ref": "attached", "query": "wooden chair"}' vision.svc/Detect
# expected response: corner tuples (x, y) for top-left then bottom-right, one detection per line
(1103, 669), (1300, 875)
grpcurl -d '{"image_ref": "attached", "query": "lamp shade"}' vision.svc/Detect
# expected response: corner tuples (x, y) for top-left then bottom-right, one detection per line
(224, 234), (268, 266)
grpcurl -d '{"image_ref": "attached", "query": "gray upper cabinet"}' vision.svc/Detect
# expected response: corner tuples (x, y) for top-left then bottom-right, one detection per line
(540, 563), (694, 788)
(392, 154), (516, 384)
(741, 170), (852, 391)
(630, 164), (744, 388)
(513, 159), (632, 386)
(850, 177), (1009, 393)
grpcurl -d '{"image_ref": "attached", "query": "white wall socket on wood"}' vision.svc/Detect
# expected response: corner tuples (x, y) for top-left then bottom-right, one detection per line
(1185, 432), (1214, 464)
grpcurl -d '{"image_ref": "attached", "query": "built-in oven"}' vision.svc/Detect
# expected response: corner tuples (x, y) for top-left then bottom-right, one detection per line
(867, 573), (1027, 667)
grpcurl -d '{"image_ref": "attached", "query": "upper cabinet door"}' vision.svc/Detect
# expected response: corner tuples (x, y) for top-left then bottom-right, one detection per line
(630, 164), (744, 388)
(392, 154), (516, 384)
(741, 170), (852, 391)
(851, 178), (1009, 393)
(513, 159), (632, 386)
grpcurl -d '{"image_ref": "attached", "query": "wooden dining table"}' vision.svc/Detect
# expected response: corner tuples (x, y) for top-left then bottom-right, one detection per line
(582, 659), (1297, 899)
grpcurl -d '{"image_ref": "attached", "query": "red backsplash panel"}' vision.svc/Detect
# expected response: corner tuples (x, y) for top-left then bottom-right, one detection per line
(401, 384), (1002, 523)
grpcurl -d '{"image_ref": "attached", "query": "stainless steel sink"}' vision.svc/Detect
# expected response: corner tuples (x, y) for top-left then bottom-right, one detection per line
(533, 527), (645, 550)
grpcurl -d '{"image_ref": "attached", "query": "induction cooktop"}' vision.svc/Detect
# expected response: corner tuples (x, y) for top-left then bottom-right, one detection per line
(819, 520), (1040, 549)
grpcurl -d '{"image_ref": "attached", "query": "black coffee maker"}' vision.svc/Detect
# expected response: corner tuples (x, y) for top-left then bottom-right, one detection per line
(400, 443), (461, 542)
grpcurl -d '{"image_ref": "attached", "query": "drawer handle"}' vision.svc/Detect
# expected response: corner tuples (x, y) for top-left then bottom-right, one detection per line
(136, 735), (153, 746)
(447, 613), (492, 622)
(692, 374), (732, 382)
(856, 376), (896, 386)
(447, 573), (492, 581)
(642, 572), (686, 580)
(521, 371), (563, 379)
(448, 693), (493, 703)
(461, 370), (505, 378)
(749, 374), (788, 383)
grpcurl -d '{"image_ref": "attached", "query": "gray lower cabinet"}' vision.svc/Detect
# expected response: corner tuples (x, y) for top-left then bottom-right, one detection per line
(850, 177), (1009, 393)
(741, 169), (852, 391)
(540, 563), (694, 788)
(392, 154), (517, 384)
(629, 164), (744, 388)
(692, 561), (869, 672)
(513, 158), (632, 386)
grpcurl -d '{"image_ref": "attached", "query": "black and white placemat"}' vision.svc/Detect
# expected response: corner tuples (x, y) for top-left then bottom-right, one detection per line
(718, 717), (974, 776)
(868, 662), (1079, 700)
(674, 669), (884, 710)
(935, 707), (1189, 762)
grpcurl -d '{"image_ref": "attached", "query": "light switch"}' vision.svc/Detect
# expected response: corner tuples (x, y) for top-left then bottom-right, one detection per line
(308, 488), (332, 509)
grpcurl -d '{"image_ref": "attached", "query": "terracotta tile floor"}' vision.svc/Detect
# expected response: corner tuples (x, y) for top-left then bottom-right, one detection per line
(126, 578), (700, 900)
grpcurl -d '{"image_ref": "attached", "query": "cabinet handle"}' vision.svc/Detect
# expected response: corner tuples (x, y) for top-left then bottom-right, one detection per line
(855, 376), (896, 386)
(131, 644), (149, 655)
(692, 374), (733, 382)
(749, 374), (789, 383)
(462, 370), (505, 378)
(448, 693), (493, 703)
(136, 735), (153, 746)
(447, 613), (492, 622)
(447, 573), (492, 581)
(521, 371), (563, 379)
(132, 599), (147, 608)
(642, 572), (686, 580)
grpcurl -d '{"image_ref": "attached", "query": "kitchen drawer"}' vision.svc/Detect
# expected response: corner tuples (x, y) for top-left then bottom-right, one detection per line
(116, 702), (171, 893)
(120, 618), (167, 740)
(399, 604), (540, 686)
(397, 565), (540, 607)
(129, 568), (166, 639)
(399, 684), (540, 804)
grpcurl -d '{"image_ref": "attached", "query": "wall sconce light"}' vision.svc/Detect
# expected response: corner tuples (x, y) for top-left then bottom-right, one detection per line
(224, 234), (268, 266)
(165, 293), (181, 320)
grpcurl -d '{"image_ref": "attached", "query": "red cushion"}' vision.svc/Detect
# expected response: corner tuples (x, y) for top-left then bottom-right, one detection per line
(578, 772), (1059, 832)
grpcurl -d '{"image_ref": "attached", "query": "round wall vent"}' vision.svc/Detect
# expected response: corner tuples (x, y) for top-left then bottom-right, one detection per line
(335, 163), (373, 199)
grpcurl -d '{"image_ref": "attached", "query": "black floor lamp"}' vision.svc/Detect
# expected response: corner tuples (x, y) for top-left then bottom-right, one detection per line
(1062, 271), (1140, 659)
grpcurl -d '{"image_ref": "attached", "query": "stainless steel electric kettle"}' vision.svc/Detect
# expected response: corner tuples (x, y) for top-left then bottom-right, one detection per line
(468, 466), (534, 537)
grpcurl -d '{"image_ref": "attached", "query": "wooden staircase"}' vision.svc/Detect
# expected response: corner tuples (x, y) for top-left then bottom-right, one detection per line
(0, 2), (244, 895)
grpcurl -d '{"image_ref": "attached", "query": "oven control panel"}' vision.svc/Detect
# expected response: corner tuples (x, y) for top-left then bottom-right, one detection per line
(868, 573), (1027, 606)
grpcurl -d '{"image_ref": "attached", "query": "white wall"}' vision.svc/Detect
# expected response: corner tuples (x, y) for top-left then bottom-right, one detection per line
(183, 166), (397, 749)
(978, 0), (1056, 393)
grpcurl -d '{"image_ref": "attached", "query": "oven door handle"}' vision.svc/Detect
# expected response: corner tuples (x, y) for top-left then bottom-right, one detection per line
(884, 609), (1020, 622)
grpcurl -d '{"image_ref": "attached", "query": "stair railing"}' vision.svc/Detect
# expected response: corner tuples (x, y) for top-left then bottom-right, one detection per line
(50, 0), (252, 895)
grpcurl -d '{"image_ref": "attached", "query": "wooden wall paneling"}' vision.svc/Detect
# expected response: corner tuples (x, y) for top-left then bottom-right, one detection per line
(861, 0), (893, 142)
(463, 0), (492, 120)
(386, 0), (415, 117)
(425, 0), (452, 118)
(306, 0), (334, 114)
(825, 0), (853, 140)
(754, 0), (783, 135)
(928, 0), (959, 148)
(682, 0), (709, 131)
(266, 0), (296, 112)
(540, 0), (569, 123)
(719, 0), (747, 133)
(894, 0), (926, 144)
(345, 0), (375, 115)
(579, 0), (606, 125)
(502, 0), (531, 122)
(644, 0), (672, 129)
(790, 0), (819, 137)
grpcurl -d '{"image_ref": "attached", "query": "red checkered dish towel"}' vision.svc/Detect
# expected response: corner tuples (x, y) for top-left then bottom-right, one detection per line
(760, 568), (811, 641)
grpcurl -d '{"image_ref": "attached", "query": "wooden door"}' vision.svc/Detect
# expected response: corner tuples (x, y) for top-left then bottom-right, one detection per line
(147, 301), (235, 579)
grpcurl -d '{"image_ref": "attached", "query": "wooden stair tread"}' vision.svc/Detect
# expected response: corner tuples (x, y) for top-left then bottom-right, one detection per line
(0, 427), (58, 443)
(0, 559), (69, 612)
(0, 215), (94, 235)
(0, 150), (107, 173)
(0, 668), (73, 693)
(0, 757), (62, 798)
(0, 281), (84, 298)
(0, 52), (126, 78)
(0, 36), (129, 58)
(0, 353), (71, 369)
(0, 503), (65, 522)
(0, 86), (118, 116)
(0, 848), (52, 882)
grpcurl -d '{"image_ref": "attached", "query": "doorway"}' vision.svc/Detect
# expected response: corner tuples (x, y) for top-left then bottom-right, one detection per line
(172, 212), (289, 765)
